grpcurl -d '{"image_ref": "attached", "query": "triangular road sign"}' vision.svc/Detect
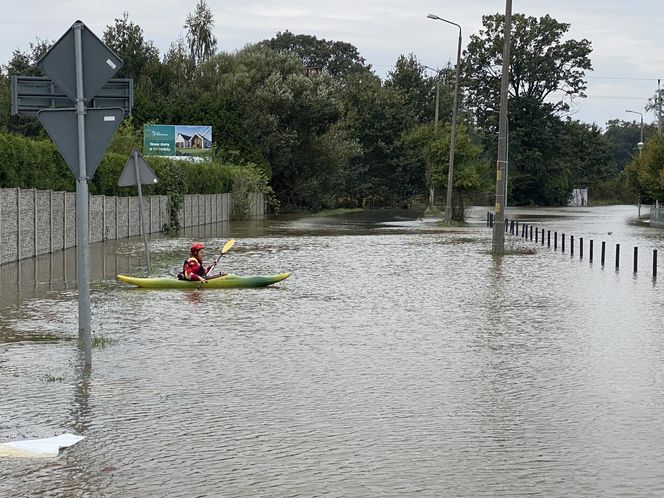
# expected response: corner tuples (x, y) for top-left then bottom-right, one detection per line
(37, 107), (124, 178)
(118, 149), (159, 186)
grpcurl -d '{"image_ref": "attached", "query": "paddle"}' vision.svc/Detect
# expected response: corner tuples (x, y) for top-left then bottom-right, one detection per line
(197, 238), (236, 289)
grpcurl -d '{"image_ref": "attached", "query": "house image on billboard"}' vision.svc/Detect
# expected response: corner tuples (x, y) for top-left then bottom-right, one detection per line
(174, 125), (212, 150)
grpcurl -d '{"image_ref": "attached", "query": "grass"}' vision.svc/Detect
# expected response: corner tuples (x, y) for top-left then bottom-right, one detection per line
(76, 334), (117, 349)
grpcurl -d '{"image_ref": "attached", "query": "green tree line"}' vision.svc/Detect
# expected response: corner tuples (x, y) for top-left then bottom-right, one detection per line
(0, 3), (658, 215)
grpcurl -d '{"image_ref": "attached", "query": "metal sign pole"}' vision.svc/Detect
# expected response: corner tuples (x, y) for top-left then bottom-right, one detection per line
(133, 150), (151, 273)
(73, 24), (92, 364)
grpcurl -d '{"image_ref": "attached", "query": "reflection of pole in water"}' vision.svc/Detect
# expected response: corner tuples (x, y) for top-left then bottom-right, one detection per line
(69, 355), (92, 435)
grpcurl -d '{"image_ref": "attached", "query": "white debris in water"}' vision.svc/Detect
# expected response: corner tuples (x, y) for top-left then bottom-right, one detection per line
(0, 434), (84, 458)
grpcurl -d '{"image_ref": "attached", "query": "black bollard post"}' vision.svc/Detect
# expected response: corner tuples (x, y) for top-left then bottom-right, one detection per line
(654, 249), (658, 278)
(554, 232), (558, 250)
(487, 211), (490, 227)
(616, 243), (620, 269)
(580, 237), (583, 259)
(530, 226), (533, 241)
(547, 230), (551, 247)
(505, 218), (509, 233)
(590, 240), (594, 262)
(515, 220), (519, 235)
(571, 235), (574, 256)
(541, 229), (545, 246)
(601, 241), (606, 266)
(634, 247), (638, 273)
(535, 227), (539, 242)
(562, 234), (565, 253)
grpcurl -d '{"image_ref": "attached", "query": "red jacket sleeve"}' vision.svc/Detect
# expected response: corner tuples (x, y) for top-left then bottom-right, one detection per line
(184, 258), (205, 281)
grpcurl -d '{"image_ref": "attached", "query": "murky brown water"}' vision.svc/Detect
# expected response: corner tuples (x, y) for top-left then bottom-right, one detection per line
(1, 206), (664, 496)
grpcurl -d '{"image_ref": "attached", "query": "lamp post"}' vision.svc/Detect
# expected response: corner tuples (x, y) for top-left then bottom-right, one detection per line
(626, 109), (644, 153)
(422, 64), (442, 210)
(427, 13), (462, 222)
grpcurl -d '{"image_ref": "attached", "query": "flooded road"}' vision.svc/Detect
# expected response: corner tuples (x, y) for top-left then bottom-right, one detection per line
(1, 206), (663, 496)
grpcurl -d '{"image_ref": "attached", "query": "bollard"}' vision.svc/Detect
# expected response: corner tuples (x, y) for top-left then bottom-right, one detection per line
(562, 233), (565, 253)
(505, 218), (508, 233)
(510, 219), (514, 235)
(547, 230), (551, 247)
(601, 241), (606, 266)
(634, 247), (638, 273)
(487, 211), (490, 227)
(616, 243), (620, 269)
(580, 237), (583, 259)
(554, 231), (558, 250)
(654, 249), (658, 278)
(541, 228), (545, 246)
(522, 224), (525, 237)
(571, 235), (574, 256)
(590, 240), (594, 262)
(530, 225), (533, 241)
(535, 227), (538, 242)
(515, 220), (519, 235)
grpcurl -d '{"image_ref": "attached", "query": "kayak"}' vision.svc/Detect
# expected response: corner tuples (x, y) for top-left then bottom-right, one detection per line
(116, 272), (290, 289)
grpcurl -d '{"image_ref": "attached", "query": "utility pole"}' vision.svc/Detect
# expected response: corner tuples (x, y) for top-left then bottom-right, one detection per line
(658, 79), (662, 134)
(491, 0), (512, 255)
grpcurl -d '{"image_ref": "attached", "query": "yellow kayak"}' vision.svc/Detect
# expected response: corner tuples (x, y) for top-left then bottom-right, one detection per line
(116, 273), (290, 289)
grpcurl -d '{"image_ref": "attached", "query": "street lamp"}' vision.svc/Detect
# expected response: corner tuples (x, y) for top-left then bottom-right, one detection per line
(427, 13), (462, 222)
(422, 64), (443, 210)
(626, 109), (644, 153)
(421, 65), (442, 130)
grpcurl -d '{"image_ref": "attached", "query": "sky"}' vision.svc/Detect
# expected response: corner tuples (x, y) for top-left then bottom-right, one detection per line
(2, 0), (663, 129)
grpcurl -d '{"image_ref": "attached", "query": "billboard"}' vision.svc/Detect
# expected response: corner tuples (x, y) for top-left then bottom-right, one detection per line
(144, 124), (212, 157)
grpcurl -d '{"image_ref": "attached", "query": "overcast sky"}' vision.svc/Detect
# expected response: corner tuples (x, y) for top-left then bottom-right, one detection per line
(3, 0), (663, 128)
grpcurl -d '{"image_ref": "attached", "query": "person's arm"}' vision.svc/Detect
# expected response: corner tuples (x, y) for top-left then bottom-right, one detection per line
(185, 259), (205, 281)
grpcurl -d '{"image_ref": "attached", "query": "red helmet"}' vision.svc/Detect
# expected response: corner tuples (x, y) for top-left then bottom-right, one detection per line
(190, 242), (205, 254)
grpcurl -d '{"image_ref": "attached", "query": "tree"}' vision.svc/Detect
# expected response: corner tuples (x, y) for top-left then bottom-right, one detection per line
(385, 54), (440, 125)
(261, 31), (368, 79)
(466, 13), (593, 205)
(103, 12), (160, 81)
(463, 13), (592, 115)
(405, 122), (486, 218)
(0, 38), (52, 136)
(624, 133), (664, 203)
(184, 0), (218, 66)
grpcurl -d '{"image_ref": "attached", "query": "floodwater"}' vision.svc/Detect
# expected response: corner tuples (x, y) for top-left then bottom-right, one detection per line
(1, 205), (663, 496)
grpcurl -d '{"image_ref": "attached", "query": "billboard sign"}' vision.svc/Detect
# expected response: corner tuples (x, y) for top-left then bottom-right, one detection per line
(144, 124), (212, 157)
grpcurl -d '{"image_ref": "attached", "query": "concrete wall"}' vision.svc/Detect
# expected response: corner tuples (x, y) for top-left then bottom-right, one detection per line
(0, 188), (264, 265)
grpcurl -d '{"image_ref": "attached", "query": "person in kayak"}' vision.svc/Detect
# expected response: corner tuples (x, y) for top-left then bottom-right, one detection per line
(180, 242), (211, 282)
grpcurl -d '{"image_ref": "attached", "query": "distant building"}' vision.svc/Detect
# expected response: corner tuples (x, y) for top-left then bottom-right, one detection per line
(569, 188), (588, 207)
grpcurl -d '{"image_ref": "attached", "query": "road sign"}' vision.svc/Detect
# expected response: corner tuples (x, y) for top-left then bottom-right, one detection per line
(37, 107), (124, 178)
(37, 20), (123, 102)
(11, 76), (132, 116)
(118, 149), (158, 186)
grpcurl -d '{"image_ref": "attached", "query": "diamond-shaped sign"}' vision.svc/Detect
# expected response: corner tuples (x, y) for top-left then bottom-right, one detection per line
(37, 20), (123, 103)
(37, 107), (124, 178)
(118, 149), (159, 186)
